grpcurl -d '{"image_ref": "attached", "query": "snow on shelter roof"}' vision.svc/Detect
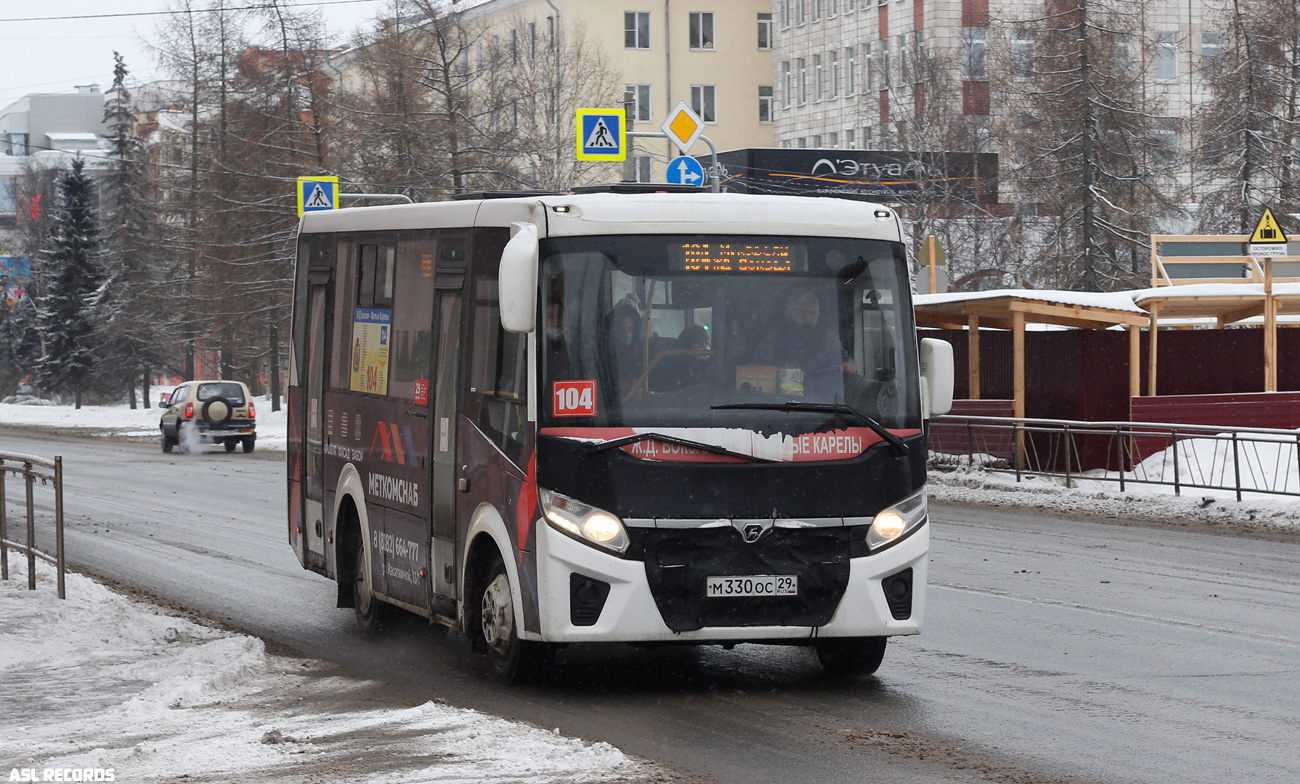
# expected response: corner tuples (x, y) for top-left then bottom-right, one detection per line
(916, 283), (1300, 329)
(914, 288), (1150, 330)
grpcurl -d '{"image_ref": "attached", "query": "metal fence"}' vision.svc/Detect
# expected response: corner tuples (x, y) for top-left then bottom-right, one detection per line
(928, 415), (1300, 501)
(0, 450), (66, 598)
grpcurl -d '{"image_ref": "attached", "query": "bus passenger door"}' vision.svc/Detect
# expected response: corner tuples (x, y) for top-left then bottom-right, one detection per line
(303, 280), (329, 570)
(430, 286), (463, 610)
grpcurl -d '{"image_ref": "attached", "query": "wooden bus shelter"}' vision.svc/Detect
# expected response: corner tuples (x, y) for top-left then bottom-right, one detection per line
(914, 233), (1300, 422)
(913, 291), (1149, 419)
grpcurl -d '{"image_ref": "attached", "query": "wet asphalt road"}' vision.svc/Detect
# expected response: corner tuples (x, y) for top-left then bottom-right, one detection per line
(4, 427), (1299, 784)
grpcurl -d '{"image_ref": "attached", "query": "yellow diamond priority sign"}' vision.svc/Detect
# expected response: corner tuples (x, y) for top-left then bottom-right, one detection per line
(661, 100), (705, 155)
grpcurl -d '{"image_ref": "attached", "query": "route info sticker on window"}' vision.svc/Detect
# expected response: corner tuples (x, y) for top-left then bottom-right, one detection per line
(553, 380), (597, 417)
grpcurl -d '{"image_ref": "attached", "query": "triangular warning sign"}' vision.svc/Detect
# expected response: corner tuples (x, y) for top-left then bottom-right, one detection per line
(584, 118), (618, 149)
(305, 184), (332, 209)
(1250, 208), (1287, 244)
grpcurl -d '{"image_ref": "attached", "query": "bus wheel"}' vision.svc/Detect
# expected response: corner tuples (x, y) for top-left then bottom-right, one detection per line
(480, 556), (551, 684)
(352, 535), (385, 637)
(815, 637), (887, 678)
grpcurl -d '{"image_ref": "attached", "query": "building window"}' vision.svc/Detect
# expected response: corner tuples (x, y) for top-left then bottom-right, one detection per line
(881, 45), (891, 88)
(813, 134), (822, 147)
(1201, 32), (1224, 77)
(782, 61), (792, 108)
(797, 57), (808, 105)
(829, 131), (839, 148)
(690, 12), (715, 50)
(758, 13), (773, 50)
(633, 154), (653, 182)
(781, 0), (791, 29)
(813, 0), (822, 22)
(1154, 31), (1178, 81)
(1011, 29), (1034, 81)
(830, 50), (840, 98)
(900, 35), (910, 85)
(797, 0), (806, 25)
(845, 0), (855, 12)
(797, 137), (807, 147)
(691, 84), (717, 122)
(846, 128), (856, 148)
(625, 11), (650, 49)
(625, 84), (652, 122)
(1152, 117), (1179, 167)
(759, 85), (774, 123)
(813, 54), (824, 101)
(828, 0), (838, 16)
(529, 22), (537, 57)
(962, 28), (987, 80)
(846, 46), (857, 94)
(863, 126), (872, 149)
(863, 42), (873, 91)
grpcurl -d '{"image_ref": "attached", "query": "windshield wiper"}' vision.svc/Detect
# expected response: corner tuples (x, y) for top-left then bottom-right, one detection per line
(710, 402), (909, 456)
(581, 432), (776, 463)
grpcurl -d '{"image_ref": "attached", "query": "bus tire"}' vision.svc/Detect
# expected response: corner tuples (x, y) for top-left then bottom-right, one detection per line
(815, 636), (887, 677)
(352, 534), (385, 637)
(479, 554), (552, 684)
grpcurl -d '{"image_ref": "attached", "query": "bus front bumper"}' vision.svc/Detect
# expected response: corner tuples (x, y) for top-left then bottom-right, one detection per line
(532, 520), (927, 644)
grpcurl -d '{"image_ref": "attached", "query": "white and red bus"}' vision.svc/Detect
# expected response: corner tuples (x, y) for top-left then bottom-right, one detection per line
(287, 188), (953, 682)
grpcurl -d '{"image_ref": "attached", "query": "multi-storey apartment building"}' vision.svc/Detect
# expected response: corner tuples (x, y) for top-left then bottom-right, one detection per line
(329, 0), (775, 185)
(772, 0), (1218, 195)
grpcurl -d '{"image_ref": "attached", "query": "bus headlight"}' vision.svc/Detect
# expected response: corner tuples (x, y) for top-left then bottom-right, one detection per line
(540, 490), (630, 555)
(868, 489), (927, 551)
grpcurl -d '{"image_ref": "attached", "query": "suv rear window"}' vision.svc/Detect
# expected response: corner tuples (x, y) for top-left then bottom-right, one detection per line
(197, 383), (247, 405)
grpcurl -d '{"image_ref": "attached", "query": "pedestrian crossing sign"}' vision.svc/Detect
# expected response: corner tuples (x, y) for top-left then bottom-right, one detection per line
(297, 176), (339, 217)
(576, 109), (626, 162)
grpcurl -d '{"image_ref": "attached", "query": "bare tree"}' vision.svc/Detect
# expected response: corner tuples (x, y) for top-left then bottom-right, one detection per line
(495, 16), (622, 190)
(1193, 0), (1300, 232)
(999, 0), (1178, 291)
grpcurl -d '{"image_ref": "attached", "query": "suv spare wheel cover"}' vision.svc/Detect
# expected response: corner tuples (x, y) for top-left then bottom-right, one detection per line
(202, 397), (235, 425)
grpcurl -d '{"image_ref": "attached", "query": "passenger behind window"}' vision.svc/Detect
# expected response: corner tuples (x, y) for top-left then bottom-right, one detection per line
(743, 288), (856, 395)
(651, 324), (712, 392)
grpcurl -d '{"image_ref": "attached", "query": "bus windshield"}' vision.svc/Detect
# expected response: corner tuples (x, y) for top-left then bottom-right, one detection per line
(539, 234), (920, 433)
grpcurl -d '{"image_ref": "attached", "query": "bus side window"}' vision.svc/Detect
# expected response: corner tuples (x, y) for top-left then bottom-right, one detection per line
(388, 234), (436, 403)
(469, 267), (528, 466)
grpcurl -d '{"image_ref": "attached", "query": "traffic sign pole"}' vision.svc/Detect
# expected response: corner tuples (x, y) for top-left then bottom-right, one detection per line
(627, 131), (720, 192)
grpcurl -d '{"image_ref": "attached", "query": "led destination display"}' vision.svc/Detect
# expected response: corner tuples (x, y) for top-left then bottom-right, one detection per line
(674, 243), (803, 273)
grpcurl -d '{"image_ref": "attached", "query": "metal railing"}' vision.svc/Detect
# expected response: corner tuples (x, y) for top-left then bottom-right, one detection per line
(928, 415), (1300, 501)
(0, 450), (66, 598)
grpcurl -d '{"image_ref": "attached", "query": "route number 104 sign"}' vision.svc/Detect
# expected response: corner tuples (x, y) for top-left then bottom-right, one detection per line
(553, 381), (597, 417)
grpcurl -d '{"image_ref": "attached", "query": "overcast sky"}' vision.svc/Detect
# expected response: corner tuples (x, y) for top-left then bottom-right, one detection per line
(0, 0), (392, 109)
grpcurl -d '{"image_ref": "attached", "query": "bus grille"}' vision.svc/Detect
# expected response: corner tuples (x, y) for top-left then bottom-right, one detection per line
(641, 528), (850, 632)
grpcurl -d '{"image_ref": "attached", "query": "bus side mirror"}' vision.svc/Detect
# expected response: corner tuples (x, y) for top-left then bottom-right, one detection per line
(919, 338), (954, 419)
(499, 222), (539, 333)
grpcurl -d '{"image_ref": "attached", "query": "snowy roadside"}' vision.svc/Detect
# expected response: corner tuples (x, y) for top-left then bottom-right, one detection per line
(2, 398), (1296, 536)
(0, 558), (673, 784)
(929, 463), (1300, 538)
(0, 397), (288, 451)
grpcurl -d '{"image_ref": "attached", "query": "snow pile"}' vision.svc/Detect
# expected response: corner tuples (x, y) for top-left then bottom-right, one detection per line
(0, 395), (288, 451)
(1121, 431), (1299, 495)
(930, 459), (1300, 535)
(0, 559), (654, 784)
